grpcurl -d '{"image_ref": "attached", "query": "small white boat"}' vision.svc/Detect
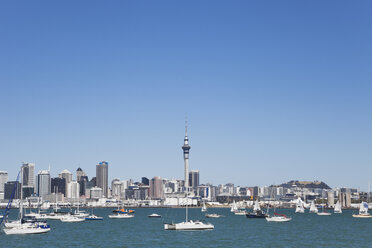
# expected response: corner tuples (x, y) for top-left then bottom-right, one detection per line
(334, 200), (342, 214)
(148, 213), (161, 218)
(266, 213), (291, 222)
(317, 212), (332, 216)
(164, 220), (214, 230)
(201, 202), (207, 212)
(60, 214), (85, 222)
(205, 213), (222, 218)
(352, 202), (372, 218)
(309, 200), (318, 213)
(295, 197), (305, 213)
(85, 214), (103, 220)
(230, 200), (238, 212)
(108, 213), (134, 219)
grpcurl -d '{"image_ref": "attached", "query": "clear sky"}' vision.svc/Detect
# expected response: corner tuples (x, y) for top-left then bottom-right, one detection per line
(1, 1), (371, 190)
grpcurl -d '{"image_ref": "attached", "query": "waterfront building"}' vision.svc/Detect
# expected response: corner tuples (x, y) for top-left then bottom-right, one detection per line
(96, 161), (108, 197)
(182, 121), (191, 189)
(51, 177), (66, 195)
(111, 179), (122, 199)
(36, 170), (51, 198)
(149, 176), (164, 199)
(4, 181), (21, 199)
(67, 181), (80, 199)
(189, 170), (200, 188)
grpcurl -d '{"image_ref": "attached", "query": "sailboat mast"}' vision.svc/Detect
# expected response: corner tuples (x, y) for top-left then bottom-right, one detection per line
(20, 167), (23, 220)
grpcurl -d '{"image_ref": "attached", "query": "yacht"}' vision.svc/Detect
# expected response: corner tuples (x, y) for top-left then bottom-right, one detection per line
(352, 202), (372, 218)
(85, 214), (103, 220)
(334, 200), (342, 214)
(246, 200), (267, 218)
(295, 197), (305, 213)
(266, 213), (292, 222)
(309, 200), (318, 213)
(60, 214), (85, 223)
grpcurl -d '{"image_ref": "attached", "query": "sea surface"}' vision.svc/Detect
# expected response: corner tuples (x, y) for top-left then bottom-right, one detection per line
(2, 208), (372, 247)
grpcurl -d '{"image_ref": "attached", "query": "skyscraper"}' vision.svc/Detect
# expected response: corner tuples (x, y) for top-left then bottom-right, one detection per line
(51, 177), (66, 195)
(189, 170), (200, 188)
(0, 171), (8, 193)
(67, 181), (80, 199)
(59, 169), (72, 196)
(76, 167), (86, 182)
(96, 161), (108, 197)
(149, 176), (164, 199)
(182, 121), (191, 189)
(36, 170), (51, 198)
(21, 162), (35, 188)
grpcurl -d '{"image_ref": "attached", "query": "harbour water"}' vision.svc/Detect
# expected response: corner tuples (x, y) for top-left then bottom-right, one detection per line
(2, 208), (372, 247)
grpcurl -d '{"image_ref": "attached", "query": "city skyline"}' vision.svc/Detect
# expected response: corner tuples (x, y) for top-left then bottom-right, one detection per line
(1, 1), (372, 190)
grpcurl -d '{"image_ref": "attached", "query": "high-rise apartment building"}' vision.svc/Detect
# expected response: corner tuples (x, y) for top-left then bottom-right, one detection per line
(189, 170), (200, 188)
(21, 162), (35, 188)
(96, 161), (108, 197)
(149, 176), (164, 199)
(67, 181), (80, 199)
(36, 170), (51, 198)
(0, 171), (8, 193)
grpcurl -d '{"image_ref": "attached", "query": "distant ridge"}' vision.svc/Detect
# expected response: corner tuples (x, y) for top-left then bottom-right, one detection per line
(273, 180), (331, 189)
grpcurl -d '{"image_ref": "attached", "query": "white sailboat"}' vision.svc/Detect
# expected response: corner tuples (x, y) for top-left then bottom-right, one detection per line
(201, 201), (207, 212)
(295, 198), (305, 213)
(164, 196), (214, 230)
(334, 200), (342, 214)
(317, 204), (332, 216)
(230, 200), (238, 213)
(265, 204), (291, 222)
(352, 202), (372, 218)
(309, 200), (318, 213)
(86, 207), (103, 220)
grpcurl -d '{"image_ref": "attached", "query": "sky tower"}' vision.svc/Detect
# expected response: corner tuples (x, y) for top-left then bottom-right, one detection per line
(182, 120), (191, 189)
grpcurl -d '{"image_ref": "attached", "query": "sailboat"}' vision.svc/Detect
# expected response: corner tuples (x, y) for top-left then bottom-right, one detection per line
(201, 201), (207, 212)
(86, 207), (103, 220)
(109, 204), (134, 219)
(309, 200), (318, 213)
(246, 199), (267, 218)
(352, 202), (372, 218)
(230, 200), (238, 213)
(3, 170), (51, 235)
(266, 204), (291, 222)
(317, 201), (331, 216)
(295, 197), (305, 213)
(164, 196), (214, 230)
(334, 200), (342, 214)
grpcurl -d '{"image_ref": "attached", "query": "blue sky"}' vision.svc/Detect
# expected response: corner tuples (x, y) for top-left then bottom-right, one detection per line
(1, 1), (371, 190)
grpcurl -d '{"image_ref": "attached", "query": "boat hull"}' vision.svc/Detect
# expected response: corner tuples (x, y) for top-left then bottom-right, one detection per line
(164, 221), (214, 230)
(266, 217), (291, 222)
(352, 214), (372, 218)
(108, 214), (134, 219)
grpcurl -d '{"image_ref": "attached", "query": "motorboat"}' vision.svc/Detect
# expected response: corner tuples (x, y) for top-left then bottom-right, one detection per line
(148, 213), (162, 218)
(108, 213), (134, 219)
(60, 214), (85, 222)
(234, 209), (247, 215)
